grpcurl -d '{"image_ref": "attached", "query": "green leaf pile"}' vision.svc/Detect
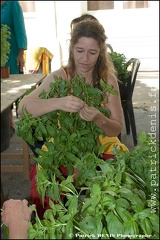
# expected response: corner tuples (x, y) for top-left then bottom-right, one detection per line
(14, 75), (159, 239)
(27, 133), (159, 239)
(16, 75), (116, 182)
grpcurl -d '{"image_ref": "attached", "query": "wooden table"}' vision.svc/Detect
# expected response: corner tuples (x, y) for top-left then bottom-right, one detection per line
(1, 73), (46, 179)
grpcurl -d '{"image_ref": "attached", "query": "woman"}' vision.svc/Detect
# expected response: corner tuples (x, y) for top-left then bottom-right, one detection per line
(18, 19), (124, 219)
(18, 20), (122, 136)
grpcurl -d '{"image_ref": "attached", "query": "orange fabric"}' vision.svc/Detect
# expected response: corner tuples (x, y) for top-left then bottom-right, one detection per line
(61, 66), (68, 80)
(99, 135), (128, 154)
(25, 47), (53, 74)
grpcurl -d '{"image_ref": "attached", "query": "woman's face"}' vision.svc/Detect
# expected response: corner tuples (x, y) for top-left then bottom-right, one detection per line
(73, 37), (100, 74)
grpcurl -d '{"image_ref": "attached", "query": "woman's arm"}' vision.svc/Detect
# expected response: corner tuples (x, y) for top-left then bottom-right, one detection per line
(79, 76), (123, 137)
(1, 199), (34, 239)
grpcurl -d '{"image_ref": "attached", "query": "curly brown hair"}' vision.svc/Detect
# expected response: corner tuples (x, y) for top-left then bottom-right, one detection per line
(70, 13), (98, 30)
(66, 20), (116, 89)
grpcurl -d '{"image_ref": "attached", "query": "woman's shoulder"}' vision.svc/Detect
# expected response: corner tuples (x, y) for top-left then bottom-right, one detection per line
(107, 74), (119, 90)
(44, 67), (68, 83)
(30, 67), (67, 93)
(107, 73), (118, 84)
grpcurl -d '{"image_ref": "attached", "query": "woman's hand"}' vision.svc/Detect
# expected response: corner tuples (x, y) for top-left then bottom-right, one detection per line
(59, 95), (85, 112)
(79, 105), (101, 122)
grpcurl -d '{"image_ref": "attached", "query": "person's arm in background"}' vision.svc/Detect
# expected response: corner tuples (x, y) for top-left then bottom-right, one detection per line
(12, 1), (27, 72)
(1, 199), (33, 239)
(17, 48), (25, 73)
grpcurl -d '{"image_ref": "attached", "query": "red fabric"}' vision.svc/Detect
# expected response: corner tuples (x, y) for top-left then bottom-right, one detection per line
(102, 153), (114, 160)
(29, 164), (67, 220)
(29, 154), (114, 219)
(29, 164), (51, 220)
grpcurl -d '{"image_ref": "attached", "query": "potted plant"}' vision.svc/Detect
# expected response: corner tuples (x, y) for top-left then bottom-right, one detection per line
(1, 24), (11, 78)
(109, 51), (131, 82)
(109, 51), (132, 100)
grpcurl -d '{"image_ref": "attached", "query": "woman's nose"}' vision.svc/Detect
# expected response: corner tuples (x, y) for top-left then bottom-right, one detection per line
(83, 52), (89, 61)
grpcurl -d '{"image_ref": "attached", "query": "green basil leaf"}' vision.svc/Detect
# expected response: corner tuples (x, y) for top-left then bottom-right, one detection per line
(140, 218), (152, 235)
(123, 220), (139, 235)
(106, 212), (124, 235)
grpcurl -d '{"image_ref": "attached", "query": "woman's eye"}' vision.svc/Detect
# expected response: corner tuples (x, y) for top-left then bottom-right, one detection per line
(90, 52), (96, 55)
(77, 50), (83, 53)
(76, 49), (97, 55)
